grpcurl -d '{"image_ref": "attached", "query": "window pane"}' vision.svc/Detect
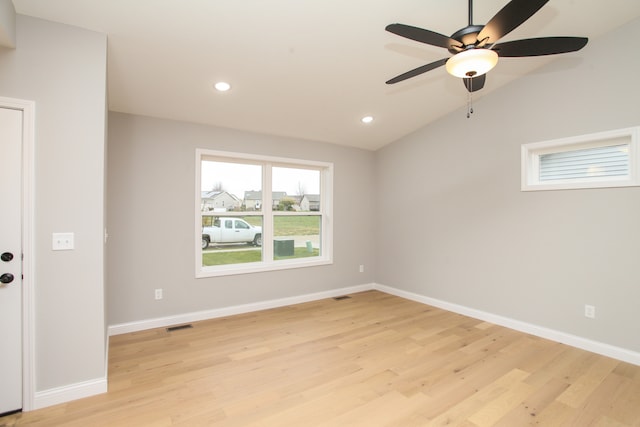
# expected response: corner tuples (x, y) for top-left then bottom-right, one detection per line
(202, 215), (263, 266)
(201, 159), (262, 212)
(272, 166), (320, 211)
(273, 216), (321, 261)
(201, 160), (263, 267)
(539, 144), (629, 182)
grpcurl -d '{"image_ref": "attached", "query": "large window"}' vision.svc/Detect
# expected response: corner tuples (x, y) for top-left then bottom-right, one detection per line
(521, 127), (640, 191)
(196, 149), (333, 277)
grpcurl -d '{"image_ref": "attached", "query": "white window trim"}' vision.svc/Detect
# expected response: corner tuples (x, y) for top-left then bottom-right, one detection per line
(521, 127), (640, 191)
(195, 149), (333, 278)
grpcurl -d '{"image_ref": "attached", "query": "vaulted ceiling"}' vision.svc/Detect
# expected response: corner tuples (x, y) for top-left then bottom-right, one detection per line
(12, 0), (640, 150)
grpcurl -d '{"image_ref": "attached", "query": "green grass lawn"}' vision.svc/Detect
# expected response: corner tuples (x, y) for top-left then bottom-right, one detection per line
(274, 216), (320, 236)
(203, 247), (320, 266)
(242, 215), (320, 236)
(204, 215), (320, 237)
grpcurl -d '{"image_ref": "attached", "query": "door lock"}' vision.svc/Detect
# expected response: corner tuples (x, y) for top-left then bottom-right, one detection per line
(1, 252), (13, 262)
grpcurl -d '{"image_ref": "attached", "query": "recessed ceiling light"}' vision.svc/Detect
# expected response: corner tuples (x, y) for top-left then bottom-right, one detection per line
(361, 116), (374, 124)
(214, 81), (231, 92)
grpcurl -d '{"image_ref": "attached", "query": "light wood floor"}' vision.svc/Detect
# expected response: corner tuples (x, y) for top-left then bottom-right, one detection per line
(3, 291), (640, 426)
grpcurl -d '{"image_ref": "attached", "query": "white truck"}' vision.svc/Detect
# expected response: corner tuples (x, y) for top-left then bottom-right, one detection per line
(202, 217), (262, 249)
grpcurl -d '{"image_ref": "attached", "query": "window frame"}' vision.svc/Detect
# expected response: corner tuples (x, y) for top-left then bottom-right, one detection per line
(195, 149), (333, 278)
(521, 127), (640, 191)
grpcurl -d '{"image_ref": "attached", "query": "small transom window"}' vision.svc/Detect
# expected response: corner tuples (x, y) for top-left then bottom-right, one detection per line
(521, 127), (640, 191)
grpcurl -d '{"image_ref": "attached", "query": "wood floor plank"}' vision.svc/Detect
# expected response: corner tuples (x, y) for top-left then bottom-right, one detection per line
(529, 400), (575, 427)
(492, 377), (570, 426)
(562, 369), (628, 426)
(601, 374), (640, 426)
(556, 355), (619, 408)
(466, 375), (534, 426)
(3, 290), (640, 427)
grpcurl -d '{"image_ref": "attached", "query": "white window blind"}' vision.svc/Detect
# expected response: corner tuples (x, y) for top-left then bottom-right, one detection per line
(539, 144), (629, 182)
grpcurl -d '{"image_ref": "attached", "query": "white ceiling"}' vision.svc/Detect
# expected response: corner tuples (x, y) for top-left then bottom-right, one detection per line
(12, 0), (640, 150)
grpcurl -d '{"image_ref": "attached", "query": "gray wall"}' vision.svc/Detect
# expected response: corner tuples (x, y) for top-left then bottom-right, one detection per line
(376, 18), (640, 353)
(107, 113), (376, 325)
(0, 16), (107, 391)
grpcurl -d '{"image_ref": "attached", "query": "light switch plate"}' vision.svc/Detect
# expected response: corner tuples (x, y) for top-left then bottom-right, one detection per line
(52, 233), (74, 250)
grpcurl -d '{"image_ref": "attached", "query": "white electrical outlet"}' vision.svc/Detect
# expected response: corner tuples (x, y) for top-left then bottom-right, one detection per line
(584, 304), (595, 319)
(359, 265), (364, 273)
(155, 289), (163, 300)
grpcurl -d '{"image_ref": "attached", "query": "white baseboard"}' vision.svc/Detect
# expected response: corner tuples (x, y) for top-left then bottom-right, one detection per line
(108, 283), (375, 336)
(374, 283), (640, 366)
(108, 281), (639, 366)
(39, 282), (637, 412)
(33, 377), (107, 410)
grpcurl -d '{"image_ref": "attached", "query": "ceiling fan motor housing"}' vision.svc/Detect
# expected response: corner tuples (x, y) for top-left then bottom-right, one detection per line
(448, 25), (486, 52)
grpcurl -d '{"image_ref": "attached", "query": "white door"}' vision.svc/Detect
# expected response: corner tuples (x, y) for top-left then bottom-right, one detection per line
(0, 107), (23, 414)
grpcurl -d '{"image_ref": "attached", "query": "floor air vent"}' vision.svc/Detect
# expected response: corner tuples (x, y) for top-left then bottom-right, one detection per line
(333, 295), (351, 301)
(166, 324), (193, 332)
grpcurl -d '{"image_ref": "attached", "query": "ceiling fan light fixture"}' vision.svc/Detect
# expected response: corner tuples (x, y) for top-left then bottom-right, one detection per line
(445, 48), (498, 78)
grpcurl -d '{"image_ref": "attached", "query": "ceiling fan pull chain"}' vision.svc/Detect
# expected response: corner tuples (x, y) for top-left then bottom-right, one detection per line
(467, 79), (474, 118)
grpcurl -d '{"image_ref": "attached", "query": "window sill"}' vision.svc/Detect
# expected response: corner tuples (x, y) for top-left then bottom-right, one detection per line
(196, 257), (333, 278)
(521, 177), (639, 192)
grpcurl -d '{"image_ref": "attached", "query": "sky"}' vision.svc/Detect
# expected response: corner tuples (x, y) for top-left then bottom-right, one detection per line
(201, 160), (320, 199)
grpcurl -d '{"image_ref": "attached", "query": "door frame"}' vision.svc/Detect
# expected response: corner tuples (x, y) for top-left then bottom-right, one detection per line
(0, 96), (35, 412)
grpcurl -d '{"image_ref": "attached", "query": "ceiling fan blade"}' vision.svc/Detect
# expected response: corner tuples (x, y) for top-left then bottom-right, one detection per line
(386, 23), (460, 50)
(477, 0), (549, 44)
(495, 37), (588, 57)
(463, 74), (486, 92)
(386, 58), (448, 85)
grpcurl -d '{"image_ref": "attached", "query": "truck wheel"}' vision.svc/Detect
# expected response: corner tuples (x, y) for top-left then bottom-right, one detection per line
(202, 237), (209, 249)
(253, 234), (262, 246)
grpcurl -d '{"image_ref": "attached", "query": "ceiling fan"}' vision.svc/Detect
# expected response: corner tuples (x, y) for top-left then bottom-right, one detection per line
(385, 0), (588, 93)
